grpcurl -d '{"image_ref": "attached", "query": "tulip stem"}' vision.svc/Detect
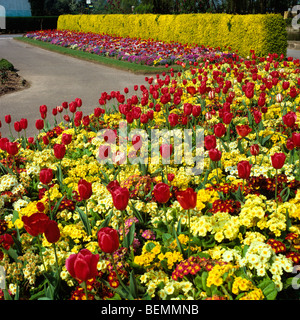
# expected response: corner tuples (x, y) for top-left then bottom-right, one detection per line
(298, 149), (300, 178)
(83, 281), (89, 300)
(46, 186), (53, 220)
(53, 243), (59, 272)
(84, 200), (92, 236)
(187, 209), (191, 258)
(275, 169), (278, 211)
(121, 210), (126, 247)
(37, 235), (47, 272)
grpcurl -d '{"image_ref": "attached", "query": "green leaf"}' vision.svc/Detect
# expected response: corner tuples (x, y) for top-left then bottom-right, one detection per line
(258, 279), (277, 300)
(145, 241), (156, 252)
(76, 206), (92, 236)
(100, 209), (113, 229)
(124, 222), (135, 248)
(129, 270), (138, 299)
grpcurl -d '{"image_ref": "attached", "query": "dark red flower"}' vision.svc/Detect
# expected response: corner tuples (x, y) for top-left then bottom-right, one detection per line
(53, 144), (66, 160)
(39, 168), (53, 185)
(65, 249), (99, 282)
(22, 212), (49, 237)
(78, 179), (92, 200)
(44, 220), (60, 243)
(153, 183), (170, 203)
(97, 227), (119, 253)
(237, 160), (252, 179)
(111, 187), (129, 211)
(236, 125), (252, 137)
(175, 188), (197, 210)
(271, 153), (286, 169)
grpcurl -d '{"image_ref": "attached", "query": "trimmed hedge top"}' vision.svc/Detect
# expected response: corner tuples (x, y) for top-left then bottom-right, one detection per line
(57, 13), (287, 58)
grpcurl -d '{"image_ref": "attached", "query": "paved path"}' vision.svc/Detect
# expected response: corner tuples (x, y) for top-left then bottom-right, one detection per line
(0, 35), (146, 138)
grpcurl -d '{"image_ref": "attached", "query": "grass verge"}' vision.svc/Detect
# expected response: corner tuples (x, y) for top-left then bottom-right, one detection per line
(15, 36), (180, 75)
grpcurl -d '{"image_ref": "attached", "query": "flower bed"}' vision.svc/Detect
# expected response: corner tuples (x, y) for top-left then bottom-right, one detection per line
(24, 30), (234, 67)
(0, 45), (300, 300)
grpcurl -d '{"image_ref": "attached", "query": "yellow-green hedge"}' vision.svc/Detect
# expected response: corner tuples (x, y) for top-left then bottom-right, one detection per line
(57, 14), (287, 58)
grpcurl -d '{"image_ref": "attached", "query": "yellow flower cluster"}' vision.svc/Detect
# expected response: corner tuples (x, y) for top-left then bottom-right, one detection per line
(206, 263), (236, 288)
(232, 276), (255, 295)
(239, 194), (266, 228)
(139, 269), (193, 299)
(158, 251), (184, 269)
(196, 188), (219, 211)
(134, 241), (162, 268)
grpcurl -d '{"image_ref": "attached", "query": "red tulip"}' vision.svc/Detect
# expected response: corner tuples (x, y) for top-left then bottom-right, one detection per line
(140, 113), (148, 124)
(94, 107), (102, 118)
(292, 132), (300, 147)
(35, 119), (44, 131)
(153, 182), (170, 203)
(0, 138), (8, 151)
(97, 227), (119, 253)
(5, 115), (11, 124)
(183, 103), (193, 116)
(82, 116), (90, 126)
(44, 220), (60, 243)
(40, 105), (47, 115)
(214, 123), (226, 138)
(175, 188), (197, 210)
(53, 144), (66, 160)
(236, 125), (252, 137)
(22, 212), (49, 237)
(6, 142), (19, 156)
(283, 111), (297, 128)
(271, 153), (286, 169)
(78, 179), (92, 200)
(69, 101), (77, 113)
(250, 144), (260, 156)
(61, 133), (72, 145)
(223, 112), (233, 124)
(192, 105), (201, 117)
(209, 148), (222, 162)
(65, 249), (99, 282)
(237, 160), (252, 179)
(282, 81), (290, 90)
(106, 180), (120, 194)
(160, 144), (172, 159)
(75, 97), (82, 107)
(132, 134), (142, 151)
(204, 135), (216, 150)
(39, 168), (53, 185)
(0, 233), (14, 250)
(111, 187), (129, 211)
(286, 137), (295, 150)
(42, 136), (49, 145)
(20, 118), (28, 130)
(14, 121), (21, 132)
(168, 113), (179, 127)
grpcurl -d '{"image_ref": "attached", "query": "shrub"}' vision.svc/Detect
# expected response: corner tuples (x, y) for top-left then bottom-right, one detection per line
(0, 59), (14, 71)
(57, 13), (287, 57)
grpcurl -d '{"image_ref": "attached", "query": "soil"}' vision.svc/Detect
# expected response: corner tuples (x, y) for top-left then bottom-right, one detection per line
(0, 70), (29, 96)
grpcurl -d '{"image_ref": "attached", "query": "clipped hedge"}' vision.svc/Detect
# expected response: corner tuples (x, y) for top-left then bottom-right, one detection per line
(57, 13), (287, 58)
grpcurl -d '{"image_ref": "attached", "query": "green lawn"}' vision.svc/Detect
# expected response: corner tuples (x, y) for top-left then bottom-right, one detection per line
(15, 37), (180, 75)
